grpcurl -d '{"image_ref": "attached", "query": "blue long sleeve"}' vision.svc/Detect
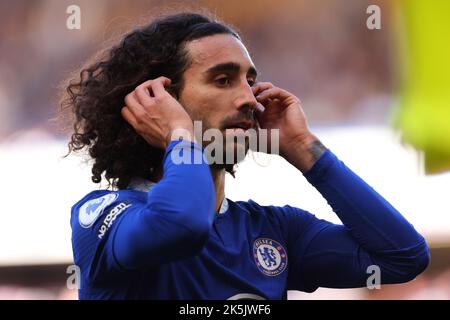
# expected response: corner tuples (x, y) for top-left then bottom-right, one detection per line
(287, 149), (430, 291)
(112, 140), (215, 270)
(71, 142), (431, 298)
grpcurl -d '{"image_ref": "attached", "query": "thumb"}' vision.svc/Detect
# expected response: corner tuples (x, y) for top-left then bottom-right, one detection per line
(254, 102), (265, 118)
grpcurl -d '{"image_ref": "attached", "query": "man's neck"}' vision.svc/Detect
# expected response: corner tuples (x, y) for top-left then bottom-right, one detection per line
(210, 167), (226, 214)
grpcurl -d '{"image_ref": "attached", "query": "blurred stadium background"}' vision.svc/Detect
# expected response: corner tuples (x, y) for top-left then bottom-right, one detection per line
(0, 0), (449, 299)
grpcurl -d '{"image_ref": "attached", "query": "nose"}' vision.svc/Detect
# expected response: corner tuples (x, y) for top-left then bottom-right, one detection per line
(235, 81), (258, 113)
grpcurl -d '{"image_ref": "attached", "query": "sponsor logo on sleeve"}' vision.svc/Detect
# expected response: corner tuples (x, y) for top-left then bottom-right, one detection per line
(79, 193), (118, 228)
(98, 201), (132, 239)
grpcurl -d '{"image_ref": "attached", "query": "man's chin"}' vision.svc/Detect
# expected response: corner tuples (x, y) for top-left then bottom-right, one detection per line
(206, 141), (249, 168)
(225, 141), (249, 163)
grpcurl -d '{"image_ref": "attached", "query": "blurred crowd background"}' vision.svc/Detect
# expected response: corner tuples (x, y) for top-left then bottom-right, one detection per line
(0, 0), (449, 299)
(0, 0), (395, 138)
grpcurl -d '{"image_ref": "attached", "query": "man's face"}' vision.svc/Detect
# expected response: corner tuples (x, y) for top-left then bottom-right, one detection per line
(178, 34), (259, 165)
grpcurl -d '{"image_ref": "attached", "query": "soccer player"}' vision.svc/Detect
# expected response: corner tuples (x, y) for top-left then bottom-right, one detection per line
(63, 13), (430, 299)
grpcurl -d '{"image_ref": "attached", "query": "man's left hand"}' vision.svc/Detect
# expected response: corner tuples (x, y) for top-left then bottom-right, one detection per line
(252, 82), (326, 172)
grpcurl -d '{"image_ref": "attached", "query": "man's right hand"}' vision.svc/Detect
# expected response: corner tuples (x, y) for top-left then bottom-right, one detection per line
(122, 77), (195, 149)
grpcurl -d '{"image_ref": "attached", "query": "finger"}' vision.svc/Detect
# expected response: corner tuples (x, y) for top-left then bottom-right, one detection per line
(151, 77), (172, 98)
(121, 106), (139, 129)
(125, 91), (147, 119)
(254, 103), (267, 127)
(135, 80), (155, 106)
(256, 87), (292, 102)
(252, 82), (274, 92)
(124, 91), (140, 109)
(254, 102), (265, 117)
(252, 82), (274, 96)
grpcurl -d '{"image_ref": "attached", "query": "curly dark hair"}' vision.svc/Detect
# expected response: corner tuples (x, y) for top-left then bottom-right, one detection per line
(61, 12), (240, 189)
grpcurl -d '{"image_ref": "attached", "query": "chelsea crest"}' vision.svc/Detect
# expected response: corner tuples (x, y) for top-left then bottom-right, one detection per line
(253, 238), (287, 276)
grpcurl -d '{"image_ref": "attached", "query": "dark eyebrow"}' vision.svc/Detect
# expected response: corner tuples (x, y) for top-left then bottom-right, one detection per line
(204, 62), (258, 78)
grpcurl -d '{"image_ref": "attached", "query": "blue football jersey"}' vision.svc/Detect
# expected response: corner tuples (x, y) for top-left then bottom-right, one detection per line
(71, 140), (430, 299)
